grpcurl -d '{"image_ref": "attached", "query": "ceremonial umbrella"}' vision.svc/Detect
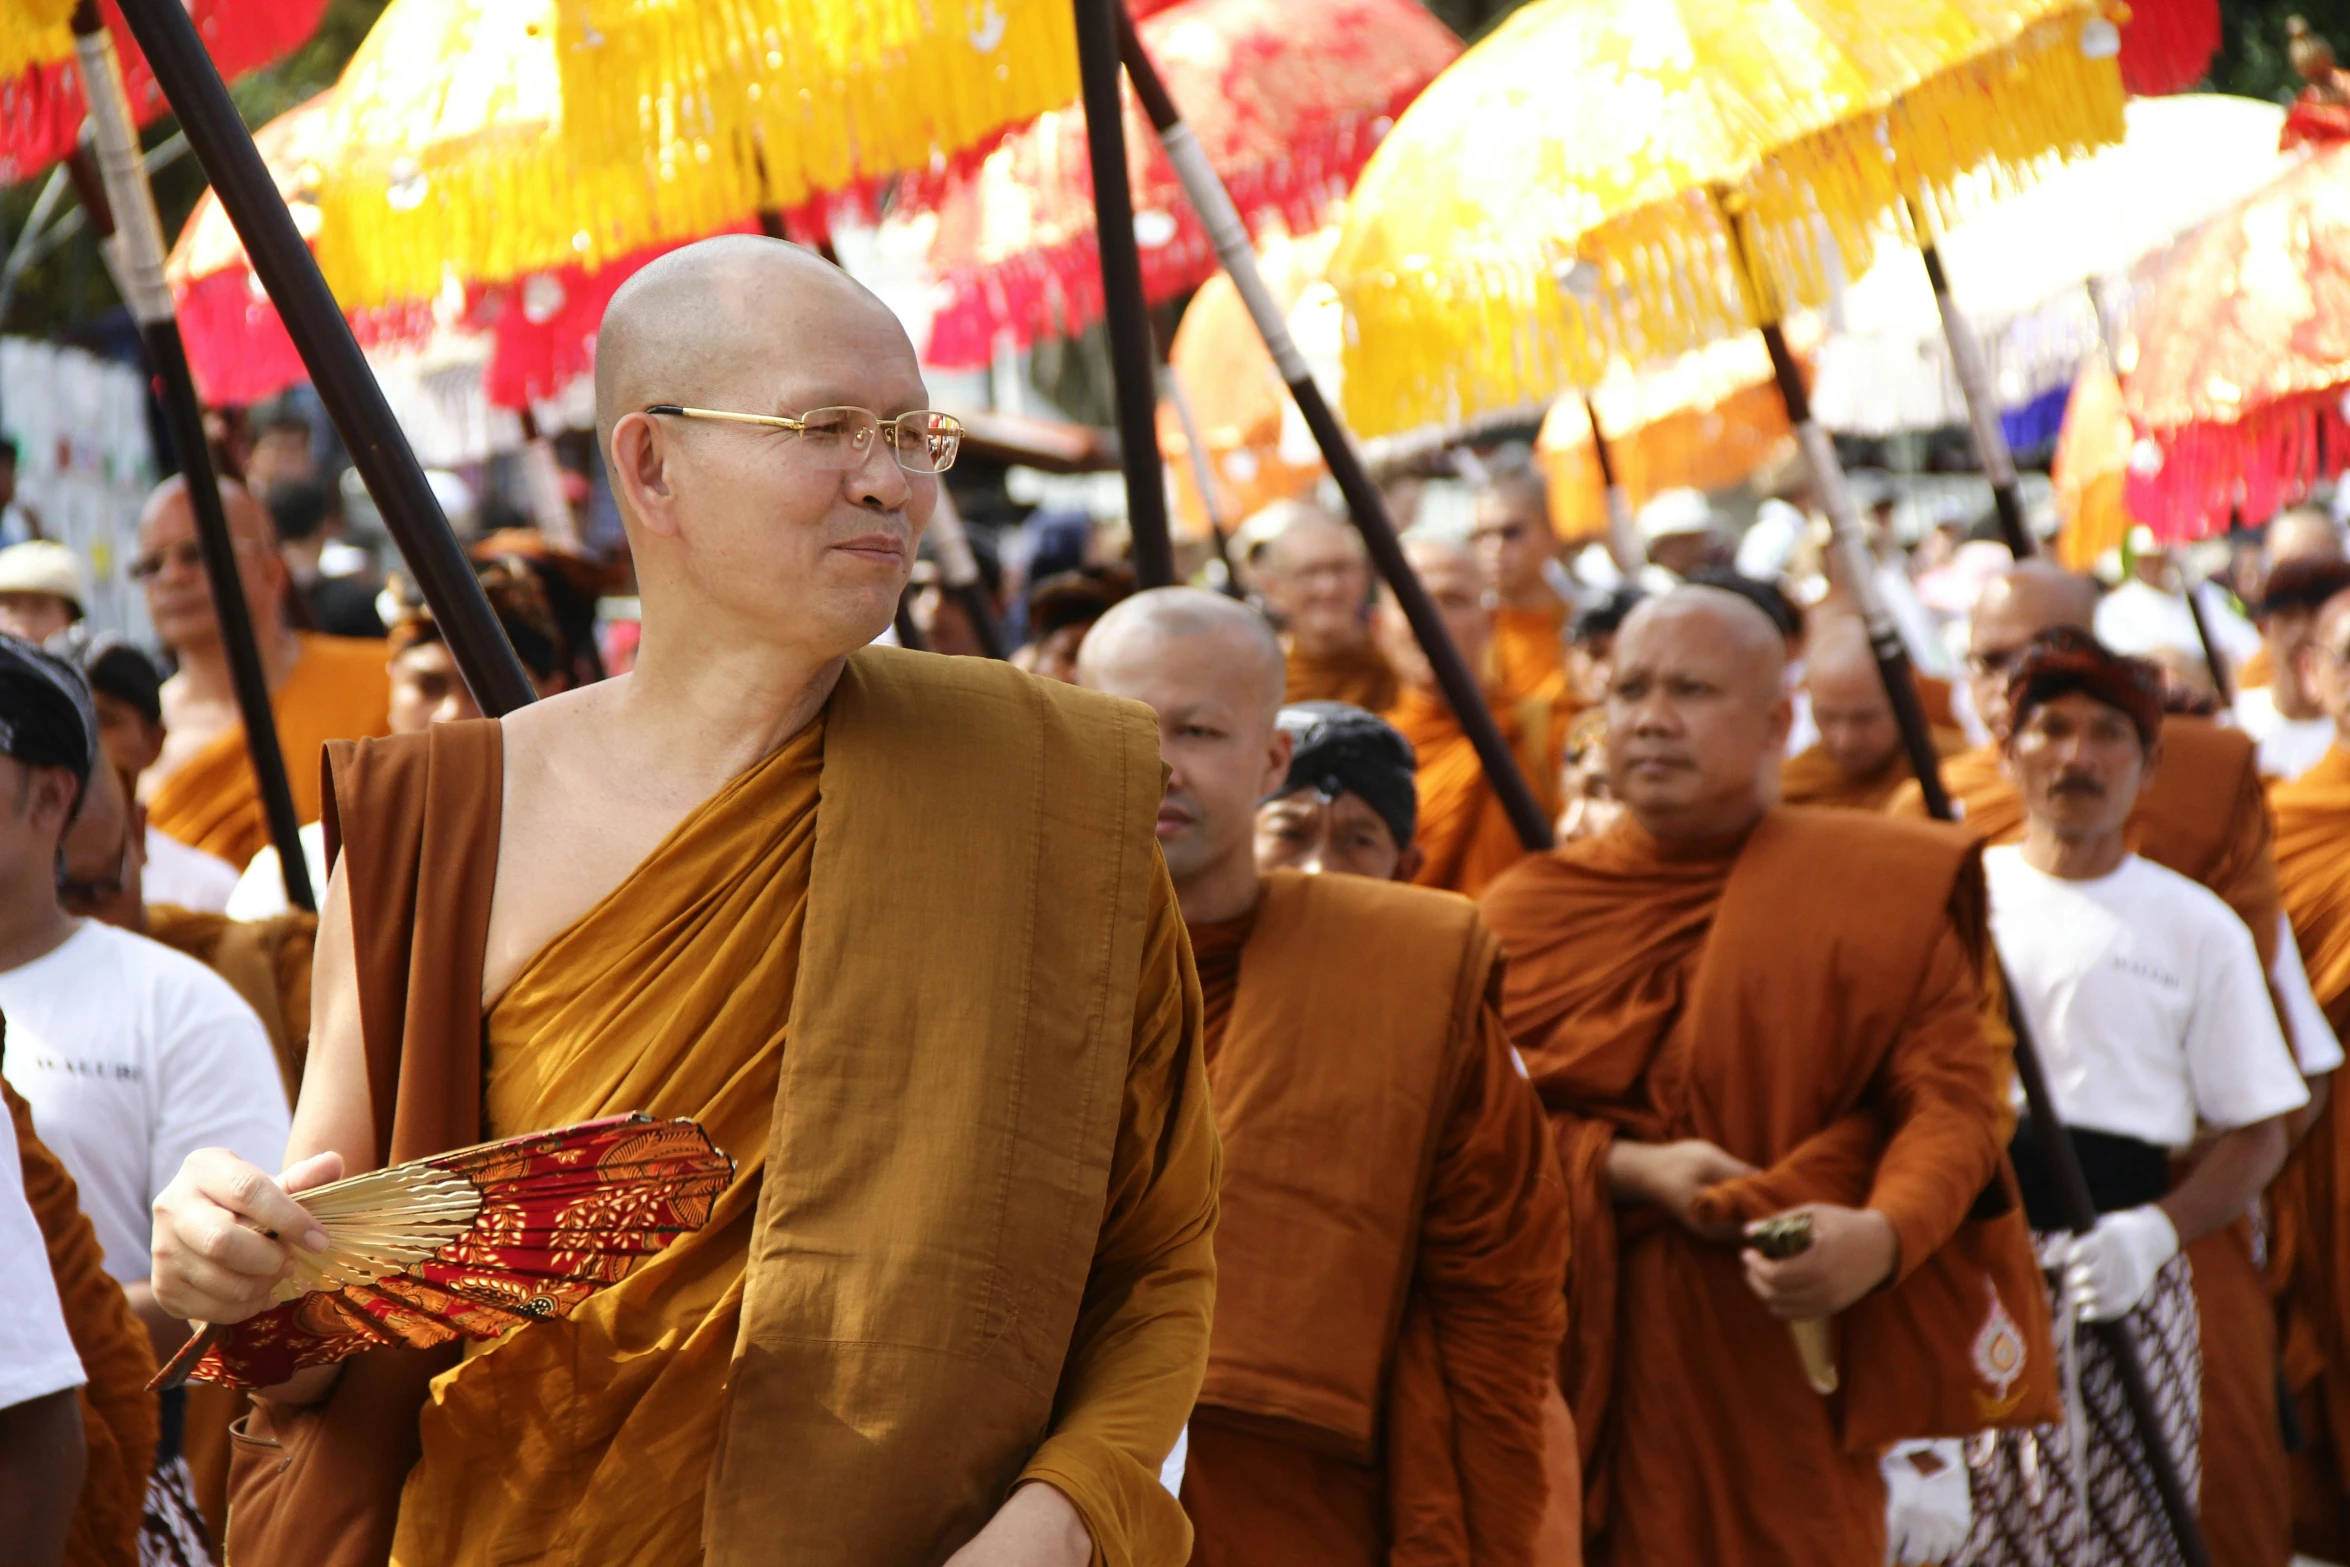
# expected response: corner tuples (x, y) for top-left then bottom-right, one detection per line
(312, 0), (1082, 313)
(2115, 0), (2219, 96)
(912, 0), (1461, 369)
(2124, 141), (2350, 540)
(0, 0), (327, 181)
(1810, 96), (2290, 446)
(2049, 347), (2137, 571)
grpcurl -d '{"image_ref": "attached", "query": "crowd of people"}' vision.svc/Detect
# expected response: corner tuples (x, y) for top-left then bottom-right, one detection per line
(1, 231), (2347, 1567)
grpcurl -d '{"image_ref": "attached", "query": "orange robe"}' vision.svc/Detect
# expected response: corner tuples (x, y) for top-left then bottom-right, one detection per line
(387, 657), (1217, 1565)
(1780, 730), (1965, 813)
(1892, 715), (2297, 1566)
(1180, 871), (1568, 1567)
(147, 632), (391, 869)
(1480, 810), (2054, 1567)
(1288, 637), (1400, 714)
(4, 1072), (158, 1567)
(1492, 603), (1568, 707)
(1386, 686), (1564, 899)
(2268, 743), (2350, 1557)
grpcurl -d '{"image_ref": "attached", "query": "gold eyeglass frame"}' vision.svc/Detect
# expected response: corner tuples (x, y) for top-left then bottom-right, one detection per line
(643, 404), (963, 474)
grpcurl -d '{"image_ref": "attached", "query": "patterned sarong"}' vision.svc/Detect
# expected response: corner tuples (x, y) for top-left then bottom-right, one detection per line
(140, 1456), (215, 1567)
(1956, 1246), (2199, 1567)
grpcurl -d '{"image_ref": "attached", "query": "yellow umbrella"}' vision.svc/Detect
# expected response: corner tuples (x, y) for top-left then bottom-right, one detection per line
(313, 0), (1078, 310)
(1327, 0), (2124, 439)
(0, 1), (70, 81)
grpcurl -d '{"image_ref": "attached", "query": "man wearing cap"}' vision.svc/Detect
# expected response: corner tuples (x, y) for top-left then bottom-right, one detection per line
(1632, 488), (1726, 589)
(2237, 556), (2350, 780)
(0, 540), (85, 643)
(1896, 560), (2330, 1567)
(1962, 627), (2304, 1567)
(1252, 500), (1399, 714)
(131, 475), (389, 871)
(1080, 587), (1569, 1567)
(0, 636), (289, 1560)
(1376, 534), (1562, 898)
(1480, 585), (2054, 1567)
(1472, 473), (1571, 708)
(1253, 701), (1424, 882)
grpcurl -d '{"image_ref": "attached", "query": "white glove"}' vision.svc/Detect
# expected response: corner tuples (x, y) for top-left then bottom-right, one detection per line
(2063, 1205), (2179, 1322)
(1883, 1438), (1971, 1564)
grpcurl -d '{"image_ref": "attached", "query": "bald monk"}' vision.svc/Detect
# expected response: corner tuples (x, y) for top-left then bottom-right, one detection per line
(1781, 620), (1963, 810)
(147, 236), (1218, 1567)
(5, 1061), (158, 1567)
(1472, 473), (1569, 706)
(2267, 587), (2350, 1556)
(1079, 588), (1568, 1567)
(1378, 535), (1562, 898)
(1895, 559), (2312, 1567)
(134, 477), (389, 869)
(1481, 587), (2054, 1567)
(1253, 501), (1399, 712)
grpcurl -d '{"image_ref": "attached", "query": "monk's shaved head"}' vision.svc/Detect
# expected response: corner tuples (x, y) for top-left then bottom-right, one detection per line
(1804, 618), (1901, 779)
(1374, 533), (1490, 698)
(138, 474), (275, 548)
(1078, 588), (1293, 915)
(1607, 587), (1791, 839)
(1080, 587), (1287, 723)
(1969, 561), (2101, 733)
(134, 474), (287, 653)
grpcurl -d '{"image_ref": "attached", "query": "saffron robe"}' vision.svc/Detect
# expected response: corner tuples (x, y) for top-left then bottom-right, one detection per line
(147, 632), (391, 869)
(2268, 743), (2350, 1558)
(1180, 871), (1568, 1567)
(1385, 687), (1563, 899)
(1287, 638), (1400, 715)
(1492, 604), (1568, 708)
(1896, 716), (2297, 1565)
(1480, 810), (2055, 1567)
(1781, 726), (1965, 814)
(230, 647), (1217, 1567)
(4, 1070), (158, 1567)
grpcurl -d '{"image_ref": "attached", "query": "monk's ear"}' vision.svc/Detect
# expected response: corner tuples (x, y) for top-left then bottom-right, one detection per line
(1260, 726), (1294, 798)
(608, 412), (680, 538)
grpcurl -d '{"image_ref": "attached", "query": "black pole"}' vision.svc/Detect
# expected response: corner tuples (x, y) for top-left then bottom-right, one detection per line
(1116, 8), (1552, 850)
(111, 0), (537, 719)
(69, 10), (313, 913)
(1582, 392), (1642, 575)
(1075, 0), (1176, 589)
(1751, 264), (2214, 1567)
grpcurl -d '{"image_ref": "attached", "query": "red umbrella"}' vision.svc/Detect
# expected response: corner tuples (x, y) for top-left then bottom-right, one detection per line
(2118, 0), (2220, 97)
(2124, 142), (2350, 538)
(914, 0), (1460, 369)
(0, 0), (327, 183)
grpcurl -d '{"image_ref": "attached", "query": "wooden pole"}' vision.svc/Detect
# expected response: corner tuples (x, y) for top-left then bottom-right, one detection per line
(1075, 0), (1177, 588)
(1908, 203), (2034, 559)
(110, 0), (538, 719)
(71, 6), (312, 912)
(1116, 6), (1553, 849)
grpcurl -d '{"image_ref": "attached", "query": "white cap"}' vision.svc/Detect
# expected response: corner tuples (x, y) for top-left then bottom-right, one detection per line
(1637, 487), (1720, 542)
(0, 541), (88, 614)
(1735, 498), (1806, 580)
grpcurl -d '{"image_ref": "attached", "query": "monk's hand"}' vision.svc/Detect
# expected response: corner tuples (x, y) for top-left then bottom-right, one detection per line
(1608, 1138), (1757, 1239)
(1740, 1204), (1900, 1320)
(150, 1148), (342, 1326)
(943, 1482), (1092, 1567)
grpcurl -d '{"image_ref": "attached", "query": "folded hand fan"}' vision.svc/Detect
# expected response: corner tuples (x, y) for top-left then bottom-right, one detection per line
(151, 1114), (734, 1391)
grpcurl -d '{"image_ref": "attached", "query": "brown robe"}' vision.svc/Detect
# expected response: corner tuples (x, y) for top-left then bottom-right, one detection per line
(1480, 810), (2056, 1566)
(2268, 742), (2350, 1557)
(1385, 686), (1564, 899)
(1287, 638), (1401, 715)
(225, 648), (1219, 1567)
(3, 1065), (158, 1567)
(1894, 715), (2298, 1565)
(1180, 871), (1568, 1567)
(1492, 604), (1568, 708)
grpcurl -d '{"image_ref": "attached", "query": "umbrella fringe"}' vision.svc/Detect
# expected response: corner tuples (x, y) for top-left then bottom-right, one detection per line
(1335, 4), (2125, 440)
(0, 0), (71, 83)
(2128, 391), (2350, 543)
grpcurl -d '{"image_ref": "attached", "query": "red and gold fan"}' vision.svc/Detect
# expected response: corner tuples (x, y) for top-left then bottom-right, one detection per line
(151, 1114), (734, 1391)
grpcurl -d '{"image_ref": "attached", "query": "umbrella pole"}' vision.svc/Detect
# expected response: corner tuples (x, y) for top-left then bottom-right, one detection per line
(1906, 206), (2032, 559)
(1163, 372), (1244, 598)
(70, 6), (314, 914)
(928, 487), (1007, 659)
(1074, 0), (1177, 589)
(1117, 8), (1553, 851)
(111, 0), (538, 720)
(1757, 324), (2218, 1567)
(1582, 394), (1641, 575)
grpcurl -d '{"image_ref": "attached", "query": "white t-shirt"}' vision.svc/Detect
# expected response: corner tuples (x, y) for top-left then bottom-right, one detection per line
(224, 822), (330, 922)
(2275, 913), (2348, 1077)
(1986, 848), (2308, 1148)
(2233, 685), (2338, 781)
(144, 824), (242, 913)
(0, 922), (290, 1281)
(0, 1104), (86, 1411)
